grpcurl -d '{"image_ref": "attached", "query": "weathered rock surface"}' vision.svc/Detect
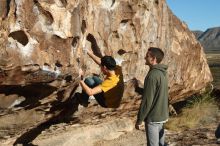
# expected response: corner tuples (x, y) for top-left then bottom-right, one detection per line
(0, 0), (212, 102)
(0, 0), (213, 145)
(32, 118), (133, 146)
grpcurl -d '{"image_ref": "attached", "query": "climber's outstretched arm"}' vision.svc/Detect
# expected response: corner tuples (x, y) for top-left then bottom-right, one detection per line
(87, 49), (101, 66)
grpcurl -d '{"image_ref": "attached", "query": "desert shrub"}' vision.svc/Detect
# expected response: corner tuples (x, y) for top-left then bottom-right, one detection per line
(165, 92), (218, 131)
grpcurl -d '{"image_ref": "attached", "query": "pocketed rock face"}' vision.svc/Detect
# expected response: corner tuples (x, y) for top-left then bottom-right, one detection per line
(0, 0), (213, 145)
(0, 0), (212, 102)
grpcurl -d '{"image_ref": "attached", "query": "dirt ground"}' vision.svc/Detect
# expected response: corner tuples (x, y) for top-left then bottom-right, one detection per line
(95, 124), (220, 146)
(0, 87), (220, 146)
(95, 129), (147, 146)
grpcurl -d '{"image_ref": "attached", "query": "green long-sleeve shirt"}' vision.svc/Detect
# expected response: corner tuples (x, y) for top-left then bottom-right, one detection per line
(137, 64), (169, 124)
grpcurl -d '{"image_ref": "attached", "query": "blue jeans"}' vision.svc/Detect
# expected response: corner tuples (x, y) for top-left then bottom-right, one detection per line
(145, 122), (165, 146)
(82, 76), (107, 107)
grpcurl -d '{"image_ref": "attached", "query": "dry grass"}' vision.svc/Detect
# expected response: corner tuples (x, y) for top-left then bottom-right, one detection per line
(206, 51), (220, 89)
(210, 67), (220, 89)
(165, 93), (219, 131)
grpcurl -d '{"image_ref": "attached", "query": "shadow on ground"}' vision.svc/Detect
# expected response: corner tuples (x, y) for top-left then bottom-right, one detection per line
(13, 93), (80, 145)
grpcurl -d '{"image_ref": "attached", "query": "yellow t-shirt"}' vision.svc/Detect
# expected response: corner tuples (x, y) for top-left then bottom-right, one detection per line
(100, 66), (124, 108)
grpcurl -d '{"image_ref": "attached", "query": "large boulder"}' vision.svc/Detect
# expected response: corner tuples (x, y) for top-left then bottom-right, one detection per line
(0, 0), (212, 103)
(0, 0), (213, 145)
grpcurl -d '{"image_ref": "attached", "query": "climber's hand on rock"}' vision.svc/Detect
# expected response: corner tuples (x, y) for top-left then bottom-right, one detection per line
(79, 68), (84, 80)
(87, 48), (93, 55)
(82, 41), (92, 55)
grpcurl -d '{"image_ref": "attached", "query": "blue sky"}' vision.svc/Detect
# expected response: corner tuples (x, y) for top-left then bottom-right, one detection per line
(166, 0), (220, 31)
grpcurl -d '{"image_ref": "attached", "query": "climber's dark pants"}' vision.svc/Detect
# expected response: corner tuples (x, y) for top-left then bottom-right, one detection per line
(215, 124), (220, 138)
(81, 76), (107, 107)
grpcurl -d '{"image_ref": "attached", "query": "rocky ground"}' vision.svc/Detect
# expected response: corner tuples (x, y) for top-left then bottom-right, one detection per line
(96, 126), (220, 146)
(0, 89), (220, 146)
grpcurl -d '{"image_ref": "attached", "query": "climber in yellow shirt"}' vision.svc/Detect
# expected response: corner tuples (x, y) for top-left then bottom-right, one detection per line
(78, 48), (124, 108)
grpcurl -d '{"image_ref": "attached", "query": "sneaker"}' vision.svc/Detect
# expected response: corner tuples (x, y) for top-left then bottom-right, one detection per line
(217, 138), (220, 144)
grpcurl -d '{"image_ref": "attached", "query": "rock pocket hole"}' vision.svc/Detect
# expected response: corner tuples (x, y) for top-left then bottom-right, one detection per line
(60, 0), (67, 7)
(81, 20), (87, 34)
(112, 31), (119, 38)
(86, 33), (102, 58)
(34, 0), (54, 25)
(55, 61), (63, 67)
(8, 30), (28, 46)
(120, 19), (130, 24)
(72, 36), (80, 48)
(118, 49), (127, 56)
(44, 63), (50, 67)
(111, 0), (115, 7)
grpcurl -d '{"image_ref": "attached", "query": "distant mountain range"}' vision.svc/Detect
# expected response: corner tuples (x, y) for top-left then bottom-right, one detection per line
(192, 27), (220, 51)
